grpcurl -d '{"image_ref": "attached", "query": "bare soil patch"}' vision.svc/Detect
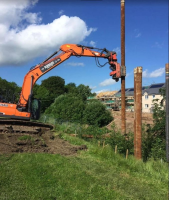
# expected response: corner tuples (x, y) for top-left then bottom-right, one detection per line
(107, 111), (153, 133)
(0, 131), (87, 156)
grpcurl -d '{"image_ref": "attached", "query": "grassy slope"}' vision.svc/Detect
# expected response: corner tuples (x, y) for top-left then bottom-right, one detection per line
(0, 134), (168, 200)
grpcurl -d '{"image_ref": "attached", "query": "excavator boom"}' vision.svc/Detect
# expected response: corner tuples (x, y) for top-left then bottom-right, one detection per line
(0, 44), (121, 120)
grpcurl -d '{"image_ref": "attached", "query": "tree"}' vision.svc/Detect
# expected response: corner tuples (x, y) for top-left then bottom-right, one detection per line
(83, 101), (113, 127)
(152, 88), (166, 139)
(142, 88), (166, 161)
(65, 82), (77, 94)
(33, 85), (50, 112)
(76, 84), (93, 101)
(45, 94), (85, 123)
(41, 76), (65, 98)
(33, 76), (65, 112)
(0, 77), (21, 103)
(66, 82), (76, 88)
(65, 83), (94, 101)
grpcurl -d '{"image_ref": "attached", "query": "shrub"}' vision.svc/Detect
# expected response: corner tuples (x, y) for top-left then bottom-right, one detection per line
(105, 131), (134, 156)
(83, 101), (113, 127)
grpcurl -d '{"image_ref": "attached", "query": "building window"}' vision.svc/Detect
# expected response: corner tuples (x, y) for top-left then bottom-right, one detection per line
(152, 95), (155, 98)
(145, 104), (149, 108)
(145, 95), (148, 99)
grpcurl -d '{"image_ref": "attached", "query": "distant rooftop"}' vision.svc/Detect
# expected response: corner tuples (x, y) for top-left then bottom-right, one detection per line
(96, 91), (118, 98)
(115, 83), (165, 97)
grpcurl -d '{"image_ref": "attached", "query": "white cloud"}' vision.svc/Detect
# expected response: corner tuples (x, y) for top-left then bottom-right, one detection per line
(59, 10), (64, 15)
(66, 62), (84, 67)
(152, 42), (163, 49)
(91, 28), (97, 32)
(134, 29), (141, 38)
(135, 33), (141, 38)
(90, 41), (96, 47)
(0, 0), (97, 66)
(113, 47), (121, 55)
(149, 68), (165, 77)
(143, 67), (165, 78)
(143, 69), (148, 78)
(95, 89), (109, 94)
(0, 0), (41, 28)
(99, 78), (116, 87)
(126, 73), (130, 77)
(90, 86), (97, 90)
(126, 71), (132, 78)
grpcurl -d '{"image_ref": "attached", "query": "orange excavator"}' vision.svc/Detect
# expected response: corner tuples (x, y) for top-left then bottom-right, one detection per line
(0, 44), (124, 121)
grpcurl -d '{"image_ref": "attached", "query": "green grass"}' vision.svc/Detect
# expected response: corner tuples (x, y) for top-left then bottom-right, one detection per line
(0, 134), (168, 200)
(18, 135), (32, 141)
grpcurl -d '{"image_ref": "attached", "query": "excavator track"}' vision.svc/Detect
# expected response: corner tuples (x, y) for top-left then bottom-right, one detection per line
(0, 118), (53, 134)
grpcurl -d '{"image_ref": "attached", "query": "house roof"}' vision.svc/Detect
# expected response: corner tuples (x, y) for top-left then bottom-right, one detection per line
(96, 91), (118, 98)
(115, 83), (165, 97)
(143, 83), (165, 95)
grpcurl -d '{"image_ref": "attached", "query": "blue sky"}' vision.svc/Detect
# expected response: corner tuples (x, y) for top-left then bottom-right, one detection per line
(0, 0), (168, 93)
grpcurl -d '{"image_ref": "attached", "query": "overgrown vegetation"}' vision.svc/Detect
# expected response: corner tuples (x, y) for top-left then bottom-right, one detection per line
(33, 76), (112, 127)
(0, 135), (168, 200)
(33, 76), (66, 112)
(0, 77), (21, 103)
(45, 96), (113, 127)
(45, 94), (85, 123)
(141, 88), (166, 161)
(41, 98), (167, 162)
(0, 75), (167, 161)
(83, 101), (113, 127)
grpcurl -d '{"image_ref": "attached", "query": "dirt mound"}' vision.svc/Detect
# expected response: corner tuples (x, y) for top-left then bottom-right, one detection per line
(107, 111), (153, 133)
(0, 131), (87, 156)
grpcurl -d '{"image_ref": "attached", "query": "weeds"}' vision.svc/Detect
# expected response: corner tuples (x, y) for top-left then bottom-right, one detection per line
(39, 115), (167, 162)
(18, 135), (32, 141)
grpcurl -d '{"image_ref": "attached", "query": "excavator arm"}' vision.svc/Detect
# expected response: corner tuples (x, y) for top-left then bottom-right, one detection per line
(0, 44), (122, 120)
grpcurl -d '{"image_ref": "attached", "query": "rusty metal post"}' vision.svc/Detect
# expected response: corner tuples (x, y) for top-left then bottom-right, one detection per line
(121, 0), (126, 134)
(134, 67), (142, 159)
(136, 67), (142, 159)
(166, 63), (169, 162)
(134, 68), (137, 157)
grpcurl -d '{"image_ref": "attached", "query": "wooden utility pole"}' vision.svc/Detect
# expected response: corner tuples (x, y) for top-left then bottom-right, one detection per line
(166, 63), (169, 162)
(134, 67), (142, 159)
(121, 0), (126, 134)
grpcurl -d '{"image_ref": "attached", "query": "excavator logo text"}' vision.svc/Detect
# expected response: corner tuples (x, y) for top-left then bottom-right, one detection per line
(0, 103), (8, 107)
(40, 58), (61, 73)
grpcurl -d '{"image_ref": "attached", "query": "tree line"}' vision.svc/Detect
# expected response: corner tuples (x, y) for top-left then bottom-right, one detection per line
(0, 77), (21, 103)
(0, 76), (113, 127)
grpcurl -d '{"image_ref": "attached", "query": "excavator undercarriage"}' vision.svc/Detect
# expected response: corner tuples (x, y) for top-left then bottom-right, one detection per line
(0, 118), (53, 134)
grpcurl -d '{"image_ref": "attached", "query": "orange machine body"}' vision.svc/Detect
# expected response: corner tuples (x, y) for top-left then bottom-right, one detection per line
(0, 103), (30, 119)
(0, 44), (120, 120)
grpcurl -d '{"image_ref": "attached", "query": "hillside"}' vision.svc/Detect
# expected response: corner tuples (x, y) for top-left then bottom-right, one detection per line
(0, 133), (168, 200)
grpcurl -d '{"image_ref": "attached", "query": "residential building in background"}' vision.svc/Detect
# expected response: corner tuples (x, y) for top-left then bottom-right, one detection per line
(96, 91), (118, 110)
(142, 83), (165, 113)
(87, 83), (165, 113)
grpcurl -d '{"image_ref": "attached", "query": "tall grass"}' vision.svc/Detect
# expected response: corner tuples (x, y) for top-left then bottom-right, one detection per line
(0, 134), (168, 200)
(41, 115), (167, 162)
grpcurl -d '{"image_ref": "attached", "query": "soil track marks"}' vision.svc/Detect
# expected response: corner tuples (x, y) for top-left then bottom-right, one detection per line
(0, 131), (87, 156)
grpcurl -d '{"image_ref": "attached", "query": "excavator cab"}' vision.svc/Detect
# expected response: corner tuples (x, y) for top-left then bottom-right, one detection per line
(27, 94), (41, 120)
(30, 98), (41, 120)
